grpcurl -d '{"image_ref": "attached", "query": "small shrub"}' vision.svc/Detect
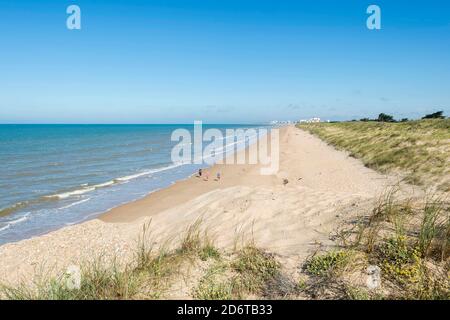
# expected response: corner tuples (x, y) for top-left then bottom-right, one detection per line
(344, 286), (371, 300)
(193, 262), (234, 300)
(304, 250), (351, 277)
(231, 246), (280, 294)
(199, 243), (221, 261)
(195, 280), (233, 300)
(377, 236), (422, 285)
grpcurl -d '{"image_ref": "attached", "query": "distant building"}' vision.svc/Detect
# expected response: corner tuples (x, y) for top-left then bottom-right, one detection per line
(299, 117), (321, 123)
(270, 120), (299, 125)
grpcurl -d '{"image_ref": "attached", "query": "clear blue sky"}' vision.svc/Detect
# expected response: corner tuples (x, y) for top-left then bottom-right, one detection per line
(0, 0), (449, 123)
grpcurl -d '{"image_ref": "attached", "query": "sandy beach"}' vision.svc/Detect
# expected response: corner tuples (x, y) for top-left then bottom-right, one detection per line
(0, 125), (409, 288)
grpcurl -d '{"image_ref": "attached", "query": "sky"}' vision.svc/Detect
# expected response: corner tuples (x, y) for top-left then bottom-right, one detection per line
(0, 0), (449, 124)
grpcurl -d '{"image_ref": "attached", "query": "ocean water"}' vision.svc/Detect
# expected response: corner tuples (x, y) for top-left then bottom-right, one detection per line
(0, 124), (264, 245)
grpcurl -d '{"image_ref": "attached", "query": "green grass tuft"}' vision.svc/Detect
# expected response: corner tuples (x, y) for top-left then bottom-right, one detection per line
(304, 250), (352, 277)
(231, 245), (280, 295)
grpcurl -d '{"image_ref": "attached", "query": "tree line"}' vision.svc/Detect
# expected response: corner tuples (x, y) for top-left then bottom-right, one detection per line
(357, 111), (446, 123)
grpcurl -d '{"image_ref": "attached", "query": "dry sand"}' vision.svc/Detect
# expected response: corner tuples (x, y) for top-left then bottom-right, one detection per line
(0, 126), (412, 287)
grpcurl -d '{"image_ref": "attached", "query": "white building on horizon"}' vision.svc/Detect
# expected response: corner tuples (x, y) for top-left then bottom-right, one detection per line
(299, 117), (321, 123)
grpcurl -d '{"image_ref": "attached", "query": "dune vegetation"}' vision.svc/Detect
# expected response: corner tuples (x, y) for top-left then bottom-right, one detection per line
(298, 119), (450, 192)
(0, 222), (289, 300)
(2, 191), (449, 301)
(304, 189), (449, 299)
(297, 119), (449, 299)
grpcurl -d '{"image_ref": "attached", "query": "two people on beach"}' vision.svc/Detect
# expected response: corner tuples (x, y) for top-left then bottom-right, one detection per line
(198, 169), (221, 181)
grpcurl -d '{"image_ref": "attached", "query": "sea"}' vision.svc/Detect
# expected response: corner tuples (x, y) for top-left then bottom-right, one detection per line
(0, 124), (266, 245)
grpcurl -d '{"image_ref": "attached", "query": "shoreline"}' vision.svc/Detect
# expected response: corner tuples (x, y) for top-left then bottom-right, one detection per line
(0, 124), (269, 244)
(100, 128), (278, 223)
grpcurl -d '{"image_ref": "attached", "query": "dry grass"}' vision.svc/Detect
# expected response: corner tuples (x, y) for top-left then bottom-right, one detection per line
(0, 257), (140, 300)
(0, 222), (290, 300)
(3, 200), (447, 300)
(0, 220), (214, 300)
(299, 119), (450, 192)
(315, 189), (450, 300)
(193, 244), (284, 299)
(298, 119), (449, 299)
(3, 199), (447, 300)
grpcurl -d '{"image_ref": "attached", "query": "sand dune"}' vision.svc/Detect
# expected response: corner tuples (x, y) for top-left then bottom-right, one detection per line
(0, 126), (412, 286)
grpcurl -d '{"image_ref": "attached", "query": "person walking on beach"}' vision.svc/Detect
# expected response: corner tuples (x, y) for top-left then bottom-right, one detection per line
(216, 172), (221, 181)
(198, 168), (202, 177)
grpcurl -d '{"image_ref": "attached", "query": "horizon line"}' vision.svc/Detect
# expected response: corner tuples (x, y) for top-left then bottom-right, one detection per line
(0, 122), (273, 125)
